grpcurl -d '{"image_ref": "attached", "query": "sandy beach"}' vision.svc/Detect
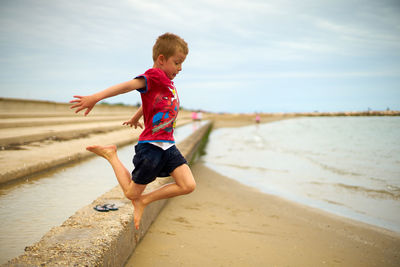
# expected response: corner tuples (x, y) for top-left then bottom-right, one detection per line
(127, 162), (400, 266)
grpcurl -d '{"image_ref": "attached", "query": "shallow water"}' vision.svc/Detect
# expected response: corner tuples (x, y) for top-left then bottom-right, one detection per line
(203, 117), (400, 232)
(0, 121), (208, 264)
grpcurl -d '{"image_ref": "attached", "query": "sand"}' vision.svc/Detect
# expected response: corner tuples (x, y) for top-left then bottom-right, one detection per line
(126, 162), (400, 266)
(206, 113), (293, 129)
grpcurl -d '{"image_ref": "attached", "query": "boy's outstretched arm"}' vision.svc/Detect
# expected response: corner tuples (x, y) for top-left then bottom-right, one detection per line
(70, 78), (146, 116)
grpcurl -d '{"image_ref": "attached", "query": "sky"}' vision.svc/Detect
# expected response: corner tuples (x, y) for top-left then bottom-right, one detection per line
(0, 0), (399, 113)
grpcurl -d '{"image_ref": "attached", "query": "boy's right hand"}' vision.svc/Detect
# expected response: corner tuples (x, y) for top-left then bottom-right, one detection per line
(69, 95), (98, 116)
(123, 120), (143, 129)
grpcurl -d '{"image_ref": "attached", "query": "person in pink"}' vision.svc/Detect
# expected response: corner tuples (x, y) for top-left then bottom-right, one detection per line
(191, 111), (198, 121)
(70, 33), (195, 230)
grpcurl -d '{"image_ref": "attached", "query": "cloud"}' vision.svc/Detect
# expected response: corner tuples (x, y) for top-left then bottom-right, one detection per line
(0, 0), (399, 112)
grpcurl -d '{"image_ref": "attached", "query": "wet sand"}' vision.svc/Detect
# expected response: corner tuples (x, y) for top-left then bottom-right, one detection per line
(127, 162), (400, 266)
(127, 116), (400, 267)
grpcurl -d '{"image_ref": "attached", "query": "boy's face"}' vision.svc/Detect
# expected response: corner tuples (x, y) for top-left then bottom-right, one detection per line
(160, 51), (186, 80)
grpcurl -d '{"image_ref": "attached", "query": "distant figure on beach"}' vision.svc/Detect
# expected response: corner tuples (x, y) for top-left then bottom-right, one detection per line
(255, 113), (261, 124)
(191, 110), (202, 121)
(70, 33), (195, 230)
(191, 111), (198, 121)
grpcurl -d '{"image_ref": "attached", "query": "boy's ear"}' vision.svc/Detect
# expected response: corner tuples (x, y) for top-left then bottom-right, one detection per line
(156, 54), (166, 65)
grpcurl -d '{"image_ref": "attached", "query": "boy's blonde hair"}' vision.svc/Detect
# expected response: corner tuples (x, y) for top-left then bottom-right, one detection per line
(153, 33), (189, 62)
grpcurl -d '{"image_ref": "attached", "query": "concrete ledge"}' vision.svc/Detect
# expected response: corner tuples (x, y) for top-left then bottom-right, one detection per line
(0, 116), (130, 129)
(4, 121), (212, 267)
(0, 122), (129, 147)
(0, 128), (138, 184)
(0, 120), (191, 185)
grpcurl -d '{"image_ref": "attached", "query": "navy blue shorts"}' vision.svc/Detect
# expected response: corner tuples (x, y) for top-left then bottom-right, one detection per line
(131, 143), (187, 185)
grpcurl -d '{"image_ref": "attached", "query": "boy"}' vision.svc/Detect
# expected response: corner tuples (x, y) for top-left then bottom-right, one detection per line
(70, 33), (195, 230)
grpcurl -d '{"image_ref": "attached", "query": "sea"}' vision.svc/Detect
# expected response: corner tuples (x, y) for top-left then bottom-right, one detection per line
(202, 116), (400, 232)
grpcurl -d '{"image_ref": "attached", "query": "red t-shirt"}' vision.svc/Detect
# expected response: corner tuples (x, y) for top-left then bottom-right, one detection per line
(135, 68), (179, 143)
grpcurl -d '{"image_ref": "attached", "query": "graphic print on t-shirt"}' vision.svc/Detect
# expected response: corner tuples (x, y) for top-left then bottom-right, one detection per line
(137, 68), (180, 143)
(151, 85), (178, 134)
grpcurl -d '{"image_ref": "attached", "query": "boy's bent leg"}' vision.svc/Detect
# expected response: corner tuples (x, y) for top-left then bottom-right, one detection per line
(170, 163), (196, 194)
(142, 164), (195, 203)
(132, 164), (195, 229)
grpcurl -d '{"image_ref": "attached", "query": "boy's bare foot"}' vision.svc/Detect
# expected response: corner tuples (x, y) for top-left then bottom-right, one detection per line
(131, 198), (147, 230)
(86, 145), (117, 160)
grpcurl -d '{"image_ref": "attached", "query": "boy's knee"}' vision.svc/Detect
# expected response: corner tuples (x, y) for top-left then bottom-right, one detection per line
(183, 180), (196, 194)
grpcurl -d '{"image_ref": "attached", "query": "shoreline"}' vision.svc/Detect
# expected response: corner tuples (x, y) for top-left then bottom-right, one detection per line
(127, 117), (400, 266)
(204, 115), (400, 234)
(127, 162), (400, 266)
